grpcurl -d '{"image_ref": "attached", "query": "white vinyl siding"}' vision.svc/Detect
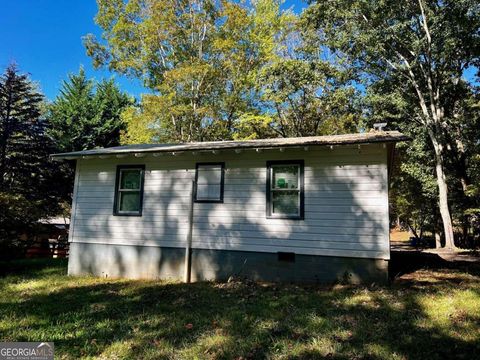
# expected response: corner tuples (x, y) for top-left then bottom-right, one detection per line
(69, 144), (390, 260)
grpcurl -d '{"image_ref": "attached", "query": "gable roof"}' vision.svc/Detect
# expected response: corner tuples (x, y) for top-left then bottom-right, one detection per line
(51, 131), (410, 160)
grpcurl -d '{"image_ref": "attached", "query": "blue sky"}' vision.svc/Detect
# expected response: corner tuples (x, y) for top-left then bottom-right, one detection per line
(0, 1), (307, 101)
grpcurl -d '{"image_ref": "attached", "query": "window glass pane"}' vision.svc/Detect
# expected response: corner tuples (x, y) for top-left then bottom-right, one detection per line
(120, 170), (141, 189)
(119, 192), (141, 212)
(195, 164), (223, 201)
(197, 165), (222, 184)
(196, 184), (221, 200)
(272, 191), (299, 215)
(272, 165), (299, 189)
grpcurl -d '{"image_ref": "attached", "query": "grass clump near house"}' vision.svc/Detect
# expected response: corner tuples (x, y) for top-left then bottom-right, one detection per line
(0, 259), (479, 359)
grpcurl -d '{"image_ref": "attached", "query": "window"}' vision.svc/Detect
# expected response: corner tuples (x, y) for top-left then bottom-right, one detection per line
(266, 160), (304, 219)
(114, 165), (145, 216)
(195, 163), (225, 203)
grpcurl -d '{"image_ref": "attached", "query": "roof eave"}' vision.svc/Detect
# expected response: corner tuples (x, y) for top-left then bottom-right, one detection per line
(50, 134), (411, 161)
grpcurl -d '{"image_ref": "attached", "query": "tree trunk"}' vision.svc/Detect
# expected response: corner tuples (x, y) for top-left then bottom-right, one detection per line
(435, 231), (441, 248)
(0, 78), (13, 191)
(0, 137), (6, 190)
(407, 222), (420, 240)
(462, 222), (469, 248)
(454, 136), (469, 193)
(404, 55), (456, 249)
(432, 141), (456, 249)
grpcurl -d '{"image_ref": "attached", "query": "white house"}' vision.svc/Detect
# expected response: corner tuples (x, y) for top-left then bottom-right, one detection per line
(51, 131), (409, 284)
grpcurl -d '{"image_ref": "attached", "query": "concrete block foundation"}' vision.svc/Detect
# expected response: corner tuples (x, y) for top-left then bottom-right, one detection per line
(68, 242), (389, 284)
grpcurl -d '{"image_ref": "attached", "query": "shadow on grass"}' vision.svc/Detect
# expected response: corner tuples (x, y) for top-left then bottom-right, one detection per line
(0, 258), (68, 277)
(390, 250), (480, 279)
(0, 259), (479, 359)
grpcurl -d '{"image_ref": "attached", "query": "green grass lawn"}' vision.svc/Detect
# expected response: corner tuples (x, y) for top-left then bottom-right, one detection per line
(1, 259), (479, 359)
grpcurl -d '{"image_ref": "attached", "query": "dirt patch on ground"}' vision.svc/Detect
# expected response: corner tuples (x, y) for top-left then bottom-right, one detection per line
(390, 229), (410, 242)
(422, 248), (480, 262)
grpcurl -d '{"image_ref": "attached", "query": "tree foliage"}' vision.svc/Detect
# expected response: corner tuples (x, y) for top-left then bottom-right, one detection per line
(256, 28), (362, 137)
(85, 0), (360, 143)
(0, 65), (64, 258)
(85, 0), (286, 142)
(48, 68), (133, 153)
(304, 0), (480, 248)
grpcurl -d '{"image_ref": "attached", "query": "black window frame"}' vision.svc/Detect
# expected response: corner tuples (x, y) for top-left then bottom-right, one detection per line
(113, 164), (145, 216)
(266, 160), (304, 220)
(194, 162), (225, 203)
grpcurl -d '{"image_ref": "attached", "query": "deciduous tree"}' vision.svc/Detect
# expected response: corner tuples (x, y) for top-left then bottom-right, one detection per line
(304, 0), (480, 248)
(85, 0), (291, 142)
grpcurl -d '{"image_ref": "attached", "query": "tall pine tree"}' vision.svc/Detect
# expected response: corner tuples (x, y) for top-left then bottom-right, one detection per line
(0, 64), (63, 258)
(48, 68), (133, 152)
(0, 64), (47, 195)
